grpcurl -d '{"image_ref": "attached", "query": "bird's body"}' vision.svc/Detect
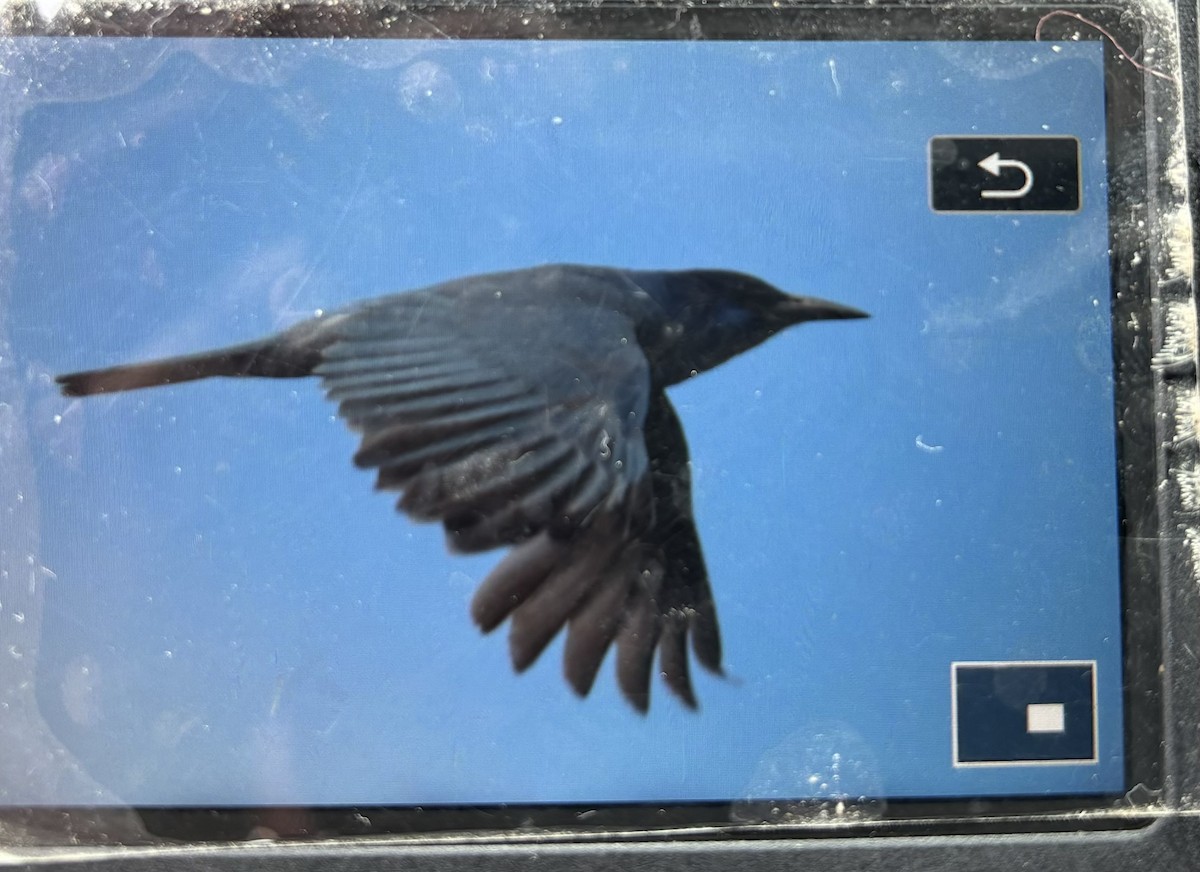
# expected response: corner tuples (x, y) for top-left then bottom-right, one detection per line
(58, 264), (866, 711)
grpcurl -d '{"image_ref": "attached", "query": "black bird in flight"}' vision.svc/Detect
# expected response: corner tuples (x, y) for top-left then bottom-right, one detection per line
(58, 264), (867, 712)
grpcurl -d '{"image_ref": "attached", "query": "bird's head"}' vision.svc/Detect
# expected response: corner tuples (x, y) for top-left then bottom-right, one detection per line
(631, 268), (868, 386)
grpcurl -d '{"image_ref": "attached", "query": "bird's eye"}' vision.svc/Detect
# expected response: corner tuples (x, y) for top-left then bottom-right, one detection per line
(663, 322), (683, 341)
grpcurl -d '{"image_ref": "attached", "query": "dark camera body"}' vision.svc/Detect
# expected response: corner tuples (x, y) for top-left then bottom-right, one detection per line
(0, 0), (1197, 868)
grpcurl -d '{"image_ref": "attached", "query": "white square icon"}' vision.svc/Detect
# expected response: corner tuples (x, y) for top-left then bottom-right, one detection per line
(1026, 702), (1066, 734)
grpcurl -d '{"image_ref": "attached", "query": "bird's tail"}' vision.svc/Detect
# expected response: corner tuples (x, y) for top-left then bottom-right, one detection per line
(57, 337), (317, 397)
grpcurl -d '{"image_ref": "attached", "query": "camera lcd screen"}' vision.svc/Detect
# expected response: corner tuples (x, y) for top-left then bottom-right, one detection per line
(0, 6), (1161, 827)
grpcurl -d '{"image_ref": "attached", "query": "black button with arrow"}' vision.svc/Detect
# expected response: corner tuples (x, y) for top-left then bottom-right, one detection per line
(929, 136), (1081, 213)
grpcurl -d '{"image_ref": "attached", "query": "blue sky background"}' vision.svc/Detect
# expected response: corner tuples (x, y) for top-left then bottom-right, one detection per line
(6, 37), (1121, 805)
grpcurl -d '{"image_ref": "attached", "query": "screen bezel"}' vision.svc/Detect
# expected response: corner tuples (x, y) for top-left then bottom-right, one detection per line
(0, 0), (1185, 847)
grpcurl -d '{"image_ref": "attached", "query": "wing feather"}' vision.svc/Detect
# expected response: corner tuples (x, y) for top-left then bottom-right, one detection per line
(352, 404), (541, 468)
(400, 437), (578, 522)
(563, 563), (634, 697)
(339, 372), (511, 411)
(470, 532), (565, 632)
(615, 594), (662, 714)
(658, 616), (697, 709)
(320, 335), (451, 361)
(689, 585), (724, 674)
(370, 423), (545, 488)
(341, 383), (535, 429)
(325, 359), (484, 398)
(444, 449), (593, 553)
(509, 554), (605, 672)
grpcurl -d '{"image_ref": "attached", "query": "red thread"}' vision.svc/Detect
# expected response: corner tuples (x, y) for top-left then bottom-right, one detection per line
(1035, 8), (1176, 84)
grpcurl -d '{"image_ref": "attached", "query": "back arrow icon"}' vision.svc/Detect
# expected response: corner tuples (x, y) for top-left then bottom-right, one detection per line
(978, 152), (1033, 199)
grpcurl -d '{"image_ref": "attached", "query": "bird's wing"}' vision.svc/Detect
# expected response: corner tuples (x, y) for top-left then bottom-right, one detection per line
(316, 289), (722, 709)
(318, 290), (651, 553)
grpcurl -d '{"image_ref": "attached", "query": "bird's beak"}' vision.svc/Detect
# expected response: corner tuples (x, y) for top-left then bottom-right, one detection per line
(775, 295), (870, 324)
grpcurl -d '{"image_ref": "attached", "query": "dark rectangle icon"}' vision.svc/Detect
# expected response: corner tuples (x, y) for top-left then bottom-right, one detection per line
(953, 661), (1097, 765)
(930, 136), (1081, 212)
